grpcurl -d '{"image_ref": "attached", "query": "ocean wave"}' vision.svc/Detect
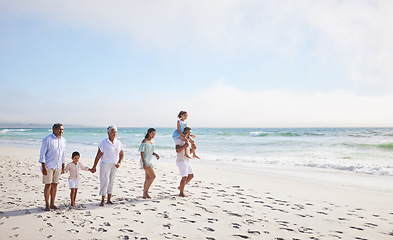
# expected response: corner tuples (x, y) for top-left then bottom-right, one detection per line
(249, 132), (269, 137)
(298, 162), (393, 176)
(217, 132), (248, 136)
(340, 142), (393, 150)
(377, 142), (393, 150)
(0, 129), (33, 134)
(303, 133), (325, 136)
(249, 132), (304, 137)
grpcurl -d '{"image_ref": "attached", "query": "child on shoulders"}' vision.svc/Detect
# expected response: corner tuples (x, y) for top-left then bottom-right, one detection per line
(172, 111), (199, 159)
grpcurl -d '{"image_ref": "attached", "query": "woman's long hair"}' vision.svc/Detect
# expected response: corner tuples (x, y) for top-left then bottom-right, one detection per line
(145, 128), (156, 139)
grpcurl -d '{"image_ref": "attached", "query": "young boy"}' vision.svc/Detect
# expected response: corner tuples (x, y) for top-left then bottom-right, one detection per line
(65, 152), (92, 206)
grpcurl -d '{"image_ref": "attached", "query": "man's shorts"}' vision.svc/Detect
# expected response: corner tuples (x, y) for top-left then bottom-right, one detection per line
(42, 168), (61, 184)
(68, 179), (80, 189)
(176, 161), (194, 177)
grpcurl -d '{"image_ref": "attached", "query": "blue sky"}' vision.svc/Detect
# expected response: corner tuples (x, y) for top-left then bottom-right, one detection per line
(1, 1), (393, 127)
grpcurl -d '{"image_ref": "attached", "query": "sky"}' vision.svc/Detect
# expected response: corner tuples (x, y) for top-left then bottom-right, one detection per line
(0, 0), (393, 128)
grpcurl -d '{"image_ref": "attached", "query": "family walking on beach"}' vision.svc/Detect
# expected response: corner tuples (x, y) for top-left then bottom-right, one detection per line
(38, 111), (197, 210)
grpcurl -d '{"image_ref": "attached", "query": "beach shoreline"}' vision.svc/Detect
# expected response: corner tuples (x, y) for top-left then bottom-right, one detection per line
(1, 145), (392, 239)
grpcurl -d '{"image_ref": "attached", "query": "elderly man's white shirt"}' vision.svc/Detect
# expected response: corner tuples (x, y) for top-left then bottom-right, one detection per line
(99, 138), (123, 164)
(39, 133), (66, 169)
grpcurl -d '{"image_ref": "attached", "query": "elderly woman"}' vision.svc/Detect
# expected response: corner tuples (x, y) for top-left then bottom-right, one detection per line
(91, 125), (124, 206)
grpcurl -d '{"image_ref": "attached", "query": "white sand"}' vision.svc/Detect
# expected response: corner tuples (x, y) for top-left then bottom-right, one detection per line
(0, 146), (393, 240)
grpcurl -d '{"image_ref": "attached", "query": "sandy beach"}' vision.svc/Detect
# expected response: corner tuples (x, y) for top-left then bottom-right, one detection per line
(0, 146), (393, 240)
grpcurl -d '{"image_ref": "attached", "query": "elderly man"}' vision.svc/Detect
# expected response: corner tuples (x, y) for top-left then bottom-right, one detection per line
(91, 125), (124, 206)
(39, 123), (66, 211)
(175, 127), (194, 197)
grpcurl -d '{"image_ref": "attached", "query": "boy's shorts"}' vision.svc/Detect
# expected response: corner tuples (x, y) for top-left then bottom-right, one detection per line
(176, 161), (194, 177)
(68, 179), (80, 189)
(43, 168), (61, 184)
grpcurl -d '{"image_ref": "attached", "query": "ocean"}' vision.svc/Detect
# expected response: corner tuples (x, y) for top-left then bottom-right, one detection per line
(1, 127), (392, 178)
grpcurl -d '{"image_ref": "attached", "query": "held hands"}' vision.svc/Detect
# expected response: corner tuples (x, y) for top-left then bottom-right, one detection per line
(115, 162), (121, 168)
(61, 169), (65, 174)
(90, 167), (97, 173)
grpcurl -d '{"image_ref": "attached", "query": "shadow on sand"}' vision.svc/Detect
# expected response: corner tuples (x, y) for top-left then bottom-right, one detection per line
(0, 193), (180, 218)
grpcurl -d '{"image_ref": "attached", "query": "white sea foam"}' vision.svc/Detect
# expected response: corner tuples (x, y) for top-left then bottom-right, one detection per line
(249, 131), (269, 137)
(0, 129), (32, 134)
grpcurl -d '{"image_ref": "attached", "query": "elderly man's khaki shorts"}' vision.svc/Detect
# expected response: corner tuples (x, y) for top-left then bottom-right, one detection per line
(43, 168), (61, 184)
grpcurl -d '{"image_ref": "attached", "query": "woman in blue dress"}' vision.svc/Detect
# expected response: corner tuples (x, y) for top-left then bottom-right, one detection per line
(138, 128), (160, 199)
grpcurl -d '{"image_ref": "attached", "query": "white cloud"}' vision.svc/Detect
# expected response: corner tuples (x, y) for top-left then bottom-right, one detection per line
(2, 0), (393, 90)
(1, 81), (392, 127)
(186, 81), (393, 127)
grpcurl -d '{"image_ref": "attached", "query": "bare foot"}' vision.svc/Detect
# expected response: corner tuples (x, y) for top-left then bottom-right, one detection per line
(50, 205), (59, 210)
(99, 201), (105, 206)
(179, 193), (187, 197)
(107, 200), (114, 204)
(45, 205), (50, 211)
(142, 192), (151, 199)
(193, 154), (200, 159)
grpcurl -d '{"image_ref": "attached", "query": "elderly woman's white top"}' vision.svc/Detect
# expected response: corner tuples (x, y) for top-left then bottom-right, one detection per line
(99, 137), (123, 164)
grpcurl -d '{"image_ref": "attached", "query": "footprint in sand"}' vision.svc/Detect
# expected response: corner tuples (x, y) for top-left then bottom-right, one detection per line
(232, 223), (241, 229)
(247, 230), (260, 235)
(117, 235), (131, 239)
(233, 234), (249, 239)
(298, 227), (313, 234)
(207, 218), (218, 223)
(163, 223), (171, 229)
(67, 229), (79, 234)
(98, 227), (108, 232)
(224, 210), (242, 217)
(350, 226), (364, 231)
(317, 211), (328, 215)
(364, 222), (378, 228)
(119, 228), (134, 233)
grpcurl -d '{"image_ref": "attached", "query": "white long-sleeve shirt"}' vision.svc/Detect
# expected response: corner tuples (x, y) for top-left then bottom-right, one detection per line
(38, 133), (66, 169)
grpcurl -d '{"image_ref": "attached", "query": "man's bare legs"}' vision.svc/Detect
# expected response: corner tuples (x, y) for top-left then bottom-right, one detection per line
(179, 174), (194, 197)
(44, 183), (59, 211)
(44, 184), (51, 211)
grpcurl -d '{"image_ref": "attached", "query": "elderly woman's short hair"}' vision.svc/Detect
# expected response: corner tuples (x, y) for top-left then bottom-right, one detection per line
(107, 125), (118, 133)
